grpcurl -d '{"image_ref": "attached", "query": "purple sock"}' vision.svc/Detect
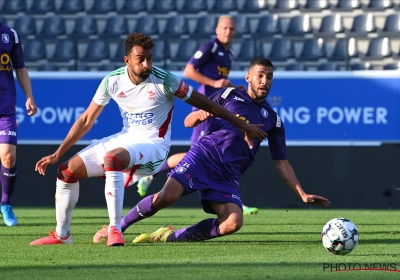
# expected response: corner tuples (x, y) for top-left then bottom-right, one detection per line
(0, 164), (17, 205)
(153, 161), (170, 178)
(121, 194), (159, 232)
(167, 218), (221, 242)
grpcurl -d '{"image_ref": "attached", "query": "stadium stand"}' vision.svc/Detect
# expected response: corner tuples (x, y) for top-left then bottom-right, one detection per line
(0, 0), (398, 72)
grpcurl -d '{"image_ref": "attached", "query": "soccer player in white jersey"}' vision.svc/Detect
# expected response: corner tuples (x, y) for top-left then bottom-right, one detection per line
(29, 32), (267, 246)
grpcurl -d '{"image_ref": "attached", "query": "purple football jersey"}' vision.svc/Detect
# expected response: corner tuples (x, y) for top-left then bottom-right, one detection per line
(187, 38), (233, 97)
(193, 87), (287, 182)
(0, 22), (25, 115)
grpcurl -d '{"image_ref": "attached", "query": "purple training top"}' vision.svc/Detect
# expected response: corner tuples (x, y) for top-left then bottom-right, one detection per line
(0, 22), (25, 115)
(187, 38), (233, 98)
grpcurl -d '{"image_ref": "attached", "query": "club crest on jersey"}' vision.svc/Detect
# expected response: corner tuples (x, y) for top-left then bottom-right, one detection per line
(2, 34), (9, 43)
(261, 108), (268, 118)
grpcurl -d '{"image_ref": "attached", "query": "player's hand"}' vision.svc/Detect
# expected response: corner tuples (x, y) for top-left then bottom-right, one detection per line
(35, 154), (59, 175)
(242, 123), (267, 148)
(213, 78), (232, 88)
(197, 110), (212, 122)
(302, 194), (330, 207)
(26, 97), (37, 116)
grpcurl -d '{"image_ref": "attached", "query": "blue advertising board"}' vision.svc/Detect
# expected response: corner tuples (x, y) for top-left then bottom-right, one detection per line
(15, 71), (400, 145)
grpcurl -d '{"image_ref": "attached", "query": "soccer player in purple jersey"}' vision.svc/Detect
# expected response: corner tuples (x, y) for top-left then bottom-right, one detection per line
(0, 21), (37, 226)
(93, 58), (330, 244)
(136, 15), (259, 215)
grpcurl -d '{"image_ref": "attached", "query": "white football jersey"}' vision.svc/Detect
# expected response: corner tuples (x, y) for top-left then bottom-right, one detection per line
(93, 66), (193, 144)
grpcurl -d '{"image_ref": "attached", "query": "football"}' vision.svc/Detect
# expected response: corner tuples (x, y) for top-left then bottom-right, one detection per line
(321, 217), (359, 255)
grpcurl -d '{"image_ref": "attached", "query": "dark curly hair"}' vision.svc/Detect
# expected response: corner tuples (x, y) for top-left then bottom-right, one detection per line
(248, 58), (274, 70)
(124, 32), (154, 56)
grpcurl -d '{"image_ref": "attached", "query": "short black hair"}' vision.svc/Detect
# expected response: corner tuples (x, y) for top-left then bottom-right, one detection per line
(248, 58), (274, 70)
(124, 32), (154, 56)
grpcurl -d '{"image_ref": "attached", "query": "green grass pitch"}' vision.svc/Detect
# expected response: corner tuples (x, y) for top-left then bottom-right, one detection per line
(0, 208), (399, 279)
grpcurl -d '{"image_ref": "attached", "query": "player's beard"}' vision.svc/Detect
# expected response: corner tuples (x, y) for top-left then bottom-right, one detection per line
(250, 83), (270, 101)
(131, 68), (151, 82)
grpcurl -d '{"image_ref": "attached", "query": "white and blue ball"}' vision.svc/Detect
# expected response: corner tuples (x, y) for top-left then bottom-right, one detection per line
(321, 217), (359, 255)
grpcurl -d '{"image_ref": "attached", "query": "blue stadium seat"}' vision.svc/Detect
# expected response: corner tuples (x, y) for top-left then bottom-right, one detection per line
(37, 16), (66, 39)
(87, 0), (116, 14)
(316, 14), (344, 37)
(2, 0), (26, 13)
(160, 16), (189, 39)
(12, 16), (36, 40)
(23, 40), (46, 62)
(301, 0), (329, 12)
(191, 15), (217, 39)
(100, 16), (128, 39)
(364, 37), (392, 60)
(57, 0), (84, 14)
(148, 0), (177, 13)
(348, 14), (376, 38)
(380, 14), (400, 38)
(240, 0), (268, 13)
(270, 0), (299, 12)
(70, 63), (91, 71)
(37, 64), (59, 71)
(233, 15), (251, 38)
(0, 17), (7, 26)
(285, 63), (307, 71)
(284, 15), (313, 37)
(317, 63), (340, 71)
(98, 63), (124, 71)
(328, 38), (359, 62)
(297, 38), (326, 61)
(383, 63), (400, 70)
(172, 39), (199, 62)
(48, 40), (77, 62)
(81, 39), (110, 62)
(110, 41), (125, 63)
(152, 39), (170, 63)
(117, 0), (147, 14)
(178, 0), (207, 13)
(365, 0), (393, 10)
(268, 39), (295, 61)
(234, 40), (257, 62)
(253, 14), (281, 37)
(332, 0), (361, 11)
(68, 15), (97, 39)
(135, 16), (159, 36)
(26, 0), (55, 14)
(208, 0), (237, 13)
(349, 62), (371, 71)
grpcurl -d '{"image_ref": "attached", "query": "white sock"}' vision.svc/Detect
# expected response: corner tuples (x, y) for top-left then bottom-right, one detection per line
(105, 171), (124, 232)
(55, 179), (79, 238)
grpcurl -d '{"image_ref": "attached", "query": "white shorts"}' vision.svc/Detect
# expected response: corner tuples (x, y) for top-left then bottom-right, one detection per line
(76, 131), (170, 186)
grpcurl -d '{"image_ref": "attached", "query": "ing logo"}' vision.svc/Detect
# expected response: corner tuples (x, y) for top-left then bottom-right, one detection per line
(0, 53), (11, 71)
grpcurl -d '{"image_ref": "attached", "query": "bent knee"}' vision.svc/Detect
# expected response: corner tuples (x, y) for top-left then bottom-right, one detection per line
(57, 163), (78, 183)
(220, 218), (243, 235)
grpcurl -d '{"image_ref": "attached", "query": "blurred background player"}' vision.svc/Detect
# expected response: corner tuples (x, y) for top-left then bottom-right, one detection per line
(93, 58), (330, 244)
(0, 21), (37, 226)
(136, 15), (259, 215)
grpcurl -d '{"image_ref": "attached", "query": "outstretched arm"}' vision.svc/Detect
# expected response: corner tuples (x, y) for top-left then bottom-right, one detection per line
(35, 101), (104, 175)
(185, 90), (267, 142)
(184, 110), (212, 128)
(273, 159), (330, 207)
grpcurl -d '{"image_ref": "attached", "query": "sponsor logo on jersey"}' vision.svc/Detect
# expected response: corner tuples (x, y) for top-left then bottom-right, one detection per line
(8, 130), (16, 136)
(0, 53), (12, 71)
(194, 51), (203, 59)
(217, 66), (229, 77)
(276, 114), (281, 127)
(176, 162), (190, 174)
(2, 34), (9, 44)
(218, 51), (224, 56)
(234, 96), (245, 102)
(0, 130), (6, 135)
(117, 91), (126, 98)
(261, 108), (268, 118)
(221, 87), (235, 99)
(175, 80), (189, 99)
(124, 111), (154, 125)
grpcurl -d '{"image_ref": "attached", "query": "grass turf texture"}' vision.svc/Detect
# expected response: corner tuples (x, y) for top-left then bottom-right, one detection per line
(0, 208), (399, 280)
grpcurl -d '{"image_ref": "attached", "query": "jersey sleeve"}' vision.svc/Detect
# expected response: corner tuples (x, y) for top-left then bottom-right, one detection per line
(162, 70), (193, 101)
(267, 115), (288, 160)
(9, 29), (25, 69)
(92, 76), (112, 106)
(187, 41), (214, 69)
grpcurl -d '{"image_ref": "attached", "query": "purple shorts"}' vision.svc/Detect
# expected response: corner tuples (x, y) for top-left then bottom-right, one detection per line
(0, 115), (18, 145)
(169, 145), (242, 215)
